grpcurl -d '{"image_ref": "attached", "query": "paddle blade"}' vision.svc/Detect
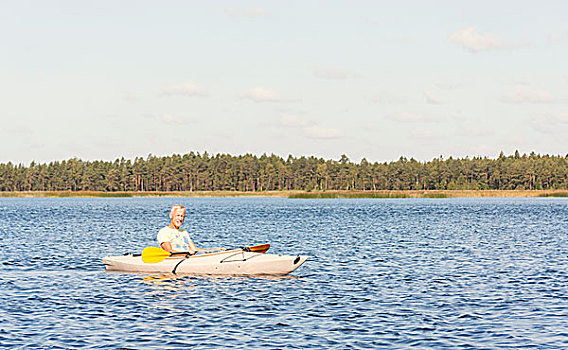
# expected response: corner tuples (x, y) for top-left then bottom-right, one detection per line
(142, 246), (172, 263)
(248, 243), (270, 253)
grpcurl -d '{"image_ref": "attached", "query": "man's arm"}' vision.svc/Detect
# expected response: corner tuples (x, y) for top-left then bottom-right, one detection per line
(160, 241), (173, 252)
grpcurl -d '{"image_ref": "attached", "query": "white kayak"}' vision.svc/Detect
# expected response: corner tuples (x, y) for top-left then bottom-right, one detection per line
(103, 248), (309, 276)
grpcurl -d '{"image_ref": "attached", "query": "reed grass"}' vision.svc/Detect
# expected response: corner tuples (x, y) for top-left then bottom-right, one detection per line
(538, 192), (568, 197)
(288, 190), (568, 199)
(289, 192), (410, 199)
(422, 193), (449, 199)
(1, 190), (568, 198)
(0, 190), (293, 198)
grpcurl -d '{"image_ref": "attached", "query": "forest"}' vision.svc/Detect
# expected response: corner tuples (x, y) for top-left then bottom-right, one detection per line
(1, 151), (567, 192)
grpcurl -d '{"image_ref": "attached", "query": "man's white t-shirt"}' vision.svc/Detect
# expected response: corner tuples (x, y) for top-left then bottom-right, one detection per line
(157, 226), (191, 252)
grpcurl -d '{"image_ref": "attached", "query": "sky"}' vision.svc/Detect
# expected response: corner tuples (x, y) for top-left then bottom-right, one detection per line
(1, 0), (567, 165)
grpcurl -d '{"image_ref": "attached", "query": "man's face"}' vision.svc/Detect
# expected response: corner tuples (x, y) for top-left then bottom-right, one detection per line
(171, 209), (186, 229)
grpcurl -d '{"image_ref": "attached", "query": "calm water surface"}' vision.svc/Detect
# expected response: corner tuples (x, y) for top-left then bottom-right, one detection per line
(1, 197), (568, 349)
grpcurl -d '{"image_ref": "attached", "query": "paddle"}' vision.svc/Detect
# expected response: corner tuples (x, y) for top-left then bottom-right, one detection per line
(141, 247), (190, 263)
(242, 243), (270, 253)
(142, 243), (270, 264)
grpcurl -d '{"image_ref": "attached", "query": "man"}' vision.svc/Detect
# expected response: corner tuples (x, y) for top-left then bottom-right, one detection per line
(157, 204), (225, 254)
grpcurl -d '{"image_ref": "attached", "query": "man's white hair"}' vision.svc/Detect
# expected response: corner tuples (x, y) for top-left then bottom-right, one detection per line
(169, 204), (186, 218)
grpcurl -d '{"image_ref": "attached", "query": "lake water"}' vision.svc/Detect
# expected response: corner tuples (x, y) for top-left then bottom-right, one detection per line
(1, 197), (568, 349)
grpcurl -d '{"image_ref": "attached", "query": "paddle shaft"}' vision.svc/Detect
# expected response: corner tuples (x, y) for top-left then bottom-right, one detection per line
(166, 244), (270, 256)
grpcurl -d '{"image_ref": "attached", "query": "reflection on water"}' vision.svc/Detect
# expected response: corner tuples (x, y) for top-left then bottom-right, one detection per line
(143, 273), (176, 282)
(1, 197), (568, 349)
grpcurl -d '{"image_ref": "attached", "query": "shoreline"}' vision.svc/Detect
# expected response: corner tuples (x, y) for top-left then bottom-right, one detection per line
(1, 190), (567, 198)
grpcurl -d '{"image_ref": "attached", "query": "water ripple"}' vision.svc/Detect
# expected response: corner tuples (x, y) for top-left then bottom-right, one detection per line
(1, 198), (568, 349)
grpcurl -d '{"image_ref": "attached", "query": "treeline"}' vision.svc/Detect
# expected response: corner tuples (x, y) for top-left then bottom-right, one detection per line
(1, 151), (568, 192)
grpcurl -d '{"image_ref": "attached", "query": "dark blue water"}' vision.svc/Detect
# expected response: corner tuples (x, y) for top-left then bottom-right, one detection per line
(1, 197), (568, 349)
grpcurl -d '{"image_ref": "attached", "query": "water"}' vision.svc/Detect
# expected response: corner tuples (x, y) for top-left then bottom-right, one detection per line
(1, 197), (568, 349)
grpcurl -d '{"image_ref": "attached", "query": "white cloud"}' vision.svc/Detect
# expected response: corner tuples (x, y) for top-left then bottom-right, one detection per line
(304, 126), (342, 139)
(271, 114), (313, 128)
(2, 126), (34, 135)
(223, 8), (267, 18)
(410, 130), (440, 141)
(531, 113), (568, 134)
(456, 124), (493, 138)
(388, 113), (431, 123)
(549, 31), (568, 44)
(436, 81), (469, 89)
(500, 86), (556, 104)
(312, 65), (359, 80)
(161, 83), (206, 97)
(161, 114), (192, 125)
(450, 27), (507, 52)
(371, 92), (407, 105)
(424, 90), (442, 104)
(241, 88), (295, 103)
(264, 114), (340, 139)
(122, 93), (139, 102)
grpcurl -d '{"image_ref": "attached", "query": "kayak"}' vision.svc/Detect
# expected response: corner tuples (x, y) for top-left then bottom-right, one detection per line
(102, 246), (308, 276)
